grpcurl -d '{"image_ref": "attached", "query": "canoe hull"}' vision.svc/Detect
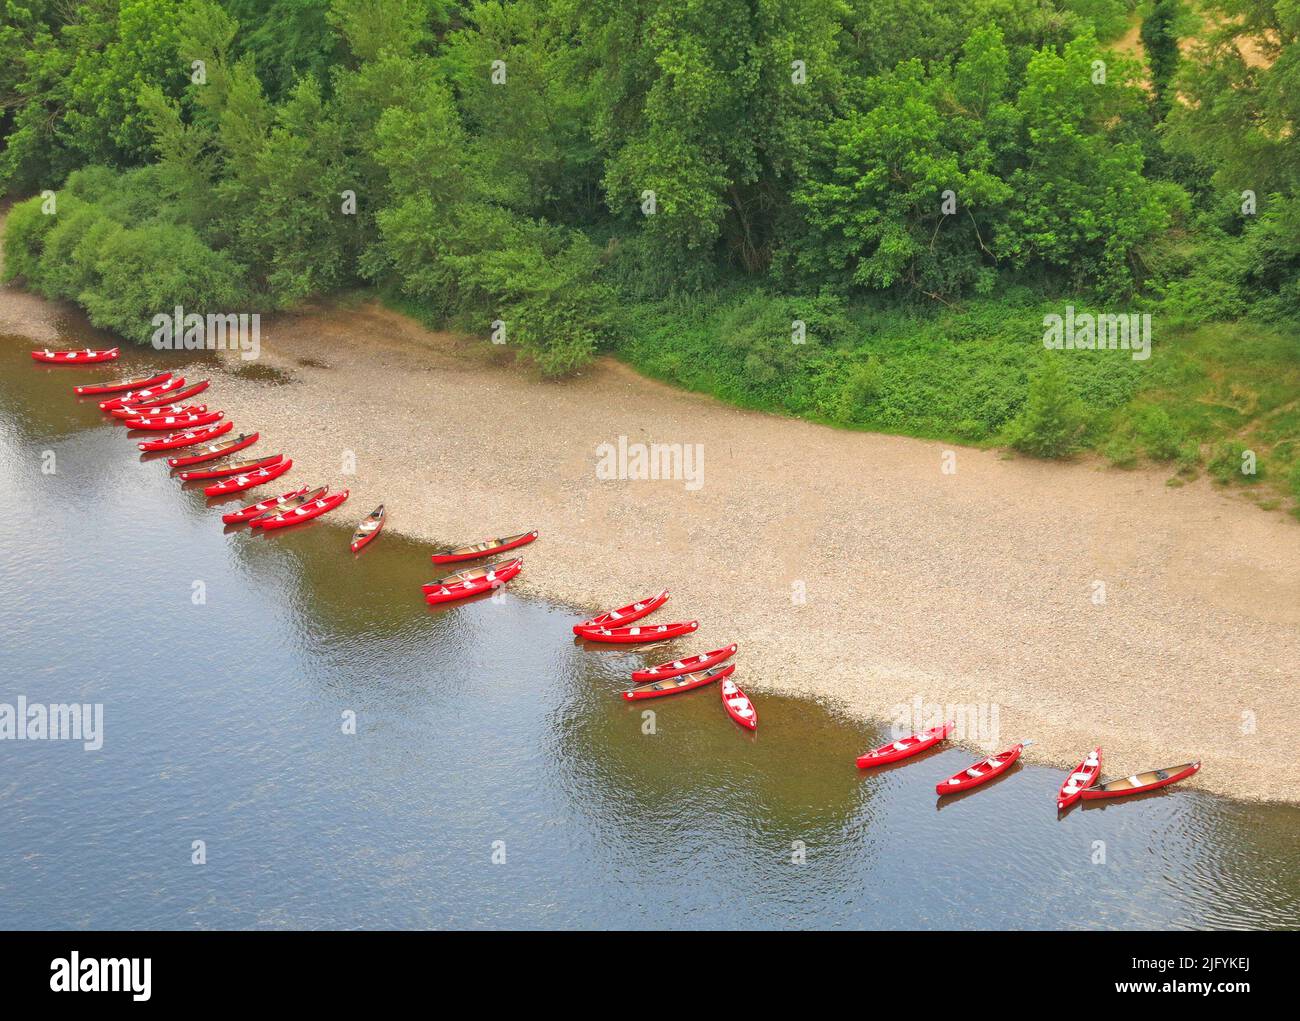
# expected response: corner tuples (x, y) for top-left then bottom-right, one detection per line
(350, 506), (386, 553)
(166, 432), (259, 468)
(621, 663), (734, 701)
(1080, 761), (1199, 801)
(936, 744), (1023, 795)
(578, 620), (699, 644)
(424, 557), (522, 603)
(721, 677), (758, 730)
(857, 721), (955, 769)
(221, 487), (310, 525)
(75, 371), (170, 396)
(179, 454), (282, 482)
(125, 410), (225, 431)
(99, 376), (186, 410)
(573, 589), (669, 634)
(258, 489), (351, 531)
(202, 457), (292, 496)
(137, 421), (233, 452)
(32, 347), (119, 364)
(631, 643), (737, 682)
(430, 529), (536, 563)
(1056, 747), (1103, 810)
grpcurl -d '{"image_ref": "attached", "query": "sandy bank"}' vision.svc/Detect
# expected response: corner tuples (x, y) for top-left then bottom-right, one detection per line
(4, 269), (1298, 803)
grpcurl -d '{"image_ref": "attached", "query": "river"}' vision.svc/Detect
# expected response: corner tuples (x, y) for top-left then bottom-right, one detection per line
(2, 330), (1297, 930)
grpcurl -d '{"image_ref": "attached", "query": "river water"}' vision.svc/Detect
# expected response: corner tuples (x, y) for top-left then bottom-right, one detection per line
(2, 330), (1297, 930)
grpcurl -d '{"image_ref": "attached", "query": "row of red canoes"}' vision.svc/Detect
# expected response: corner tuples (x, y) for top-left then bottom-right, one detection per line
(419, 530), (538, 602)
(573, 590), (755, 729)
(38, 352), (1204, 786)
(855, 722), (1200, 806)
(42, 359), (375, 537)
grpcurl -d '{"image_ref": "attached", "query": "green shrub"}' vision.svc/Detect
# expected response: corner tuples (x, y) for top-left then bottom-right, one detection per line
(1208, 441), (1262, 484)
(832, 357), (885, 423)
(80, 222), (249, 342)
(1008, 357), (1089, 457)
(1132, 405), (1185, 461)
(1, 195), (59, 283)
(1104, 432), (1139, 468)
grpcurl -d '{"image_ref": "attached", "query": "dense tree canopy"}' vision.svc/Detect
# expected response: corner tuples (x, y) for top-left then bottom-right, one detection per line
(2, 0), (1297, 372)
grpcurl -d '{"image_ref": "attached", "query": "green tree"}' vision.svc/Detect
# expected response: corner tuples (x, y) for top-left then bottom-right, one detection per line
(1009, 356), (1089, 457)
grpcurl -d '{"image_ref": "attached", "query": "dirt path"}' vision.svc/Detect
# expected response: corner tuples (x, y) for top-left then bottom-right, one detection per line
(4, 251), (1298, 803)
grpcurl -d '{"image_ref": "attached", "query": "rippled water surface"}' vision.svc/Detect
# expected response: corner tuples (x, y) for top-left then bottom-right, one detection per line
(2, 333), (1298, 929)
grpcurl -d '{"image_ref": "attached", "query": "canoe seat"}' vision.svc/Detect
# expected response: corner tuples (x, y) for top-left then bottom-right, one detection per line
(965, 767), (984, 778)
(1085, 753), (1100, 767)
(1070, 771), (1092, 783)
(892, 741), (910, 751)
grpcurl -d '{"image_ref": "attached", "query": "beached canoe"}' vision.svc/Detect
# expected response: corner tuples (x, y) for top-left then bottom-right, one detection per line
(572, 589), (669, 634)
(720, 675), (758, 730)
(178, 454), (282, 482)
(202, 457), (292, 496)
(430, 529), (536, 564)
(124, 410), (225, 431)
(620, 662), (734, 701)
(936, 744), (1024, 795)
(423, 557), (523, 603)
(1080, 761), (1200, 801)
(137, 421), (233, 452)
(166, 432), (259, 468)
(221, 486), (313, 525)
(110, 402), (206, 420)
(75, 370), (170, 396)
(857, 721), (955, 769)
(98, 375), (186, 410)
(350, 505), (386, 553)
(578, 620), (699, 644)
(631, 644), (738, 682)
(1057, 747), (1103, 810)
(109, 379), (208, 411)
(32, 347), (119, 364)
(257, 488), (350, 530)
(246, 487), (326, 528)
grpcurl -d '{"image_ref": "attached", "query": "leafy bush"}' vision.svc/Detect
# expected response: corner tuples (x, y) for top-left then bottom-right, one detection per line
(1008, 356), (1089, 457)
(1208, 441), (1261, 485)
(1132, 405), (1186, 461)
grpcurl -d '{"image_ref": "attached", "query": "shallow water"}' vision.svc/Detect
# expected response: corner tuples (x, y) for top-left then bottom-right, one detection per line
(2, 331), (1298, 930)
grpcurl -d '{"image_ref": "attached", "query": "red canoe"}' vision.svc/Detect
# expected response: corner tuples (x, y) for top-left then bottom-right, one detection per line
(621, 662), (734, 701)
(221, 486), (313, 525)
(578, 620), (698, 644)
(98, 375), (186, 410)
(720, 675), (758, 730)
(32, 347), (119, 364)
(632, 644), (738, 682)
(572, 589), (669, 634)
(431, 529), (537, 564)
(936, 744), (1024, 795)
(1057, 747), (1103, 810)
(125, 410), (225, 431)
(166, 432), (258, 468)
(202, 457), (292, 496)
(110, 402), (206, 420)
(109, 379), (208, 411)
(75, 370), (170, 396)
(1080, 761), (1200, 801)
(137, 421), (233, 451)
(179, 454), (282, 482)
(423, 557), (523, 603)
(857, 721), (956, 769)
(257, 488), (350, 530)
(350, 505), (386, 553)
